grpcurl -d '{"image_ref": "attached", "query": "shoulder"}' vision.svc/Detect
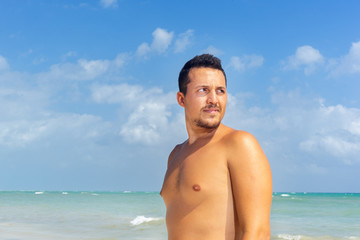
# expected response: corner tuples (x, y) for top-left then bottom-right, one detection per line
(225, 129), (257, 142)
(222, 128), (259, 151)
(216, 125), (261, 157)
(170, 143), (183, 157)
(223, 129), (269, 169)
(167, 141), (186, 166)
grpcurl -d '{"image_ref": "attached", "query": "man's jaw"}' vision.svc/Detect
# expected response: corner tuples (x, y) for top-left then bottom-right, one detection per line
(194, 114), (222, 130)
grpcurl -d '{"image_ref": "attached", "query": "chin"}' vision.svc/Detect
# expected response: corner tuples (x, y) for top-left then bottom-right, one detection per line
(195, 119), (221, 129)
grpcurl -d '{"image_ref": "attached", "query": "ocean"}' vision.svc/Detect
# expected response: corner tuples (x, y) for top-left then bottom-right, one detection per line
(0, 191), (359, 240)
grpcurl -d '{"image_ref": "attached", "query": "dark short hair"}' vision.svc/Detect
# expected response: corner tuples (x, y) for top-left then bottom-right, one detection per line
(178, 54), (226, 95)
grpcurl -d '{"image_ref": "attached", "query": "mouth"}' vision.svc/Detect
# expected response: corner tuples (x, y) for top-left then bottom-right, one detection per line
(202, 106), (220, 114)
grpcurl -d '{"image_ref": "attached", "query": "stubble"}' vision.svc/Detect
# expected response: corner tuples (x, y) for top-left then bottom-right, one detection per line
(194, 104), (222, 129)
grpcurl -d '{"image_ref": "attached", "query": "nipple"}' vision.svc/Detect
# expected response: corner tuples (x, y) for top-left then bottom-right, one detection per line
(192, 184), (201, 192)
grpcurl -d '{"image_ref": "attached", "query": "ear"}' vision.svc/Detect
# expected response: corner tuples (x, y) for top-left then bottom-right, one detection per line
(177, 91), (185, 107)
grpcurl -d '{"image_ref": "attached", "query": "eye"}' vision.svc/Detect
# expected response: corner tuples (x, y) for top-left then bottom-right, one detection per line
(198, 88), (207, 93)
(196, 88), (209, 96)
(216, 88), (226, 94)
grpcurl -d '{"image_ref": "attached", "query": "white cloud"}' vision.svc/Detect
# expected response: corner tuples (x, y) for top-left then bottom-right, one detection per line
(225, 90), (360, 165)
(91, 83), (179, 145)
(91, 84), (172, 105)
(92, 83), (143, 103)
(100, 0), (117, 8)
(174, 29), (194, 53)
(43, 59), (110, 81)
(229, 54), (264, 72)
(0, 55), (9, 71)
(0, 86), (50, 121)
(37, 54), (126, 81)
(0, 77), (111, 148)
(294, 46), (323, 65)
(283, 45), (324, 75)
(136, 43), (151, 57)
(201, 45), (223, 56)
(120, 101), (171, 144)
(298, 103), (360, 163)
(136, 28), (174, 57)
(0, 120), (47, 147)
(113, 53), (127, 67)
(152, 28), (174, 53)
(0, 113), (109, 148)
(79, 59), (110, 76)
(229, 56), (245, 71)
(61, 51), (77, 61)
(330, 41), (360, 76)
(348, 120), (360, 135)
(300, 136), (360, 164)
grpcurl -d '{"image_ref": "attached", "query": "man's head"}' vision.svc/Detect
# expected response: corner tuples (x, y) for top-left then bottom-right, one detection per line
(177, 54), (227, 130)
(178, 54), (226, 95)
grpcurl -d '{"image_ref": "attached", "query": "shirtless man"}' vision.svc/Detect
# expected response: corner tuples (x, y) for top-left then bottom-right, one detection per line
(160, 54), (272, 240)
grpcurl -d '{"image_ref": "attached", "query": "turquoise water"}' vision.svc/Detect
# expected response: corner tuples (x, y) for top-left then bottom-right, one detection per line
(271, 193), (360, 239)
(0, 191), (359, 239)
(0, 191), (166, 240)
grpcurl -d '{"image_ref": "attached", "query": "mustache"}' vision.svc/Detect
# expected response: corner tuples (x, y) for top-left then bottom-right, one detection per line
(202, 104), (221, 111)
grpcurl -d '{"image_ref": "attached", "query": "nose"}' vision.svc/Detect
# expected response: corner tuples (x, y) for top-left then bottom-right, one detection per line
(206, 90), (218, 104)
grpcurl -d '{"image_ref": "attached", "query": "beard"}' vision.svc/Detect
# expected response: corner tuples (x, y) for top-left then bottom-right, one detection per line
(194, 104), (222, 129)
(194, 118), (221, 129)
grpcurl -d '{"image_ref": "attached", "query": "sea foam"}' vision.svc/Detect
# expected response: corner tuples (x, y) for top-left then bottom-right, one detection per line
(130, 216), (161, 226)
(277, 234), (303, 240)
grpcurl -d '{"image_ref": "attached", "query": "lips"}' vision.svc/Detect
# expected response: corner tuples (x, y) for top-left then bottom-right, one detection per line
(202, 105), (220, 113)
(203, 108), (219, 113)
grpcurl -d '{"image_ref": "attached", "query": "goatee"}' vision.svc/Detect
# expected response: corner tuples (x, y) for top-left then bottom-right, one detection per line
(194, 118), (221, 129)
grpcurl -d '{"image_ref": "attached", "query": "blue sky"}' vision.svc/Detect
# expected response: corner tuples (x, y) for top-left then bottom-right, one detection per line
(1, 0), (359, 192)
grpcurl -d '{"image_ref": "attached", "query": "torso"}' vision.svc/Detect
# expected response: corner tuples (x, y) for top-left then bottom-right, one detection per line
(160, 125), (239, 240)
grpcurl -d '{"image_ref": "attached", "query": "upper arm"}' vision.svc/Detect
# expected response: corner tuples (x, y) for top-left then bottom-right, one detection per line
(167, 144), (182, 167)
(160, 144), (182, 196)
(227, 131), (272, 238)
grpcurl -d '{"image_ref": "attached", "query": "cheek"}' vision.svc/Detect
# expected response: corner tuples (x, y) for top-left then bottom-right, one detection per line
(219, 95), (227, 104)
(219, 98), (227, 110)
(185, 99), (204, 114)
(187, 96), (205, 106)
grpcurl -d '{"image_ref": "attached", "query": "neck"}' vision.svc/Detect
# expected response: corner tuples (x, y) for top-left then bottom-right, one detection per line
(186, 123), (222, 145)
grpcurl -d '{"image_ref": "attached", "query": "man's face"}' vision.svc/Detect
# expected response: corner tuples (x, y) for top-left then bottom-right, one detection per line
(178, 67), (227, 130)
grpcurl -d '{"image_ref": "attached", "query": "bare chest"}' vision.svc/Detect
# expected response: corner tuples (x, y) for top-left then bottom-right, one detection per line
(161, 146), (229, 204)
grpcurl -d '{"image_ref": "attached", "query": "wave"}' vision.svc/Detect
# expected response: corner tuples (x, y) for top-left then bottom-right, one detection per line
(274, 234), (360, 240)
(34, 191), (44, 195)
(275, 234), (303, 240)
(130, 215), (162, 226)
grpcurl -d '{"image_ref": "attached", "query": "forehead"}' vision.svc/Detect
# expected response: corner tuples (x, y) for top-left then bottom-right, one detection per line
(188, 67), (226, 86)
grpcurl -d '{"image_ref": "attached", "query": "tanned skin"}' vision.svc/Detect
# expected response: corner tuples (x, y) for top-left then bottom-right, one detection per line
(160, 67), (272, 240)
